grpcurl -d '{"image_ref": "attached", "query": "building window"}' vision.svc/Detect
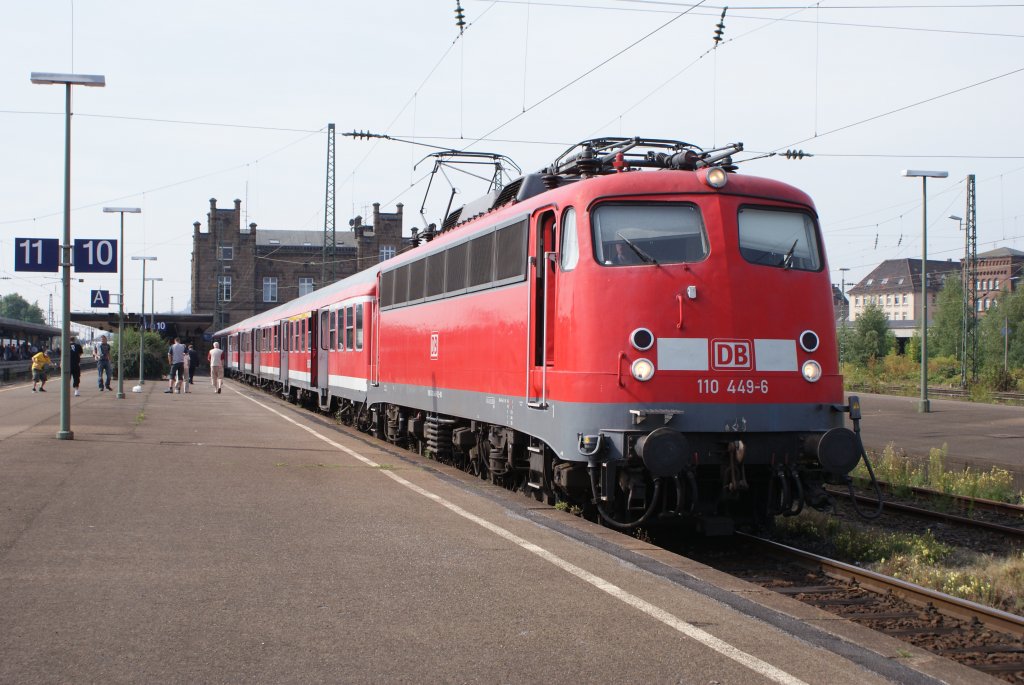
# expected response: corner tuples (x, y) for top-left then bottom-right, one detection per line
(218, 275), (232, 302)
(380, 245), (396, 261)
(299, 277), (315, 296)
(219, 245), (233, 261)
(995, 279), (1000, 290)
(886, 295), (892, 306)
(263, 277), (278, 303)
(854, 296), (860, 306)
(902, 294), (908, 305)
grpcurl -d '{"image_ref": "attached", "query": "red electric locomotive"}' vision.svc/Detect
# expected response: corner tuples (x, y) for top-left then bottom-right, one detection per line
(218, 137), (865, 534)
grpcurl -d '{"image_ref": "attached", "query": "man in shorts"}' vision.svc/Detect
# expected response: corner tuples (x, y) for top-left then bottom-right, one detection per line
(31, 348), (51, 392)
(165, 337), (186, 394)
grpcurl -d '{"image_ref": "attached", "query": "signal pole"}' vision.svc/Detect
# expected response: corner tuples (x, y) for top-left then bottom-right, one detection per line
(321, 123), (336, 286)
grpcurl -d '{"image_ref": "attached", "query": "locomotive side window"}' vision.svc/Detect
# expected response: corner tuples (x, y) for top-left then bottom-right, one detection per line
(560, 207), (579, 271)
(494, 219), (527, 282)
(425, 252), (445, 298)
(737, 207), (821, 272)
(468, 232), (495, 288)
(592, 203), (708, 266)
(445, 242), (469, 295)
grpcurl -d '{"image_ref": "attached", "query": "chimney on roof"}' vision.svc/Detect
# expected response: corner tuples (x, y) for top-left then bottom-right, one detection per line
(210, 198), (217, 211)
(234, 199), (242, 212)
(193, 221), (201, 236)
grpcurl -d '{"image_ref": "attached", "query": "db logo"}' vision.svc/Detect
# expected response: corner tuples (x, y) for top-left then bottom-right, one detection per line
(430, 332), (439, 360)
(712, 339), (753, 370)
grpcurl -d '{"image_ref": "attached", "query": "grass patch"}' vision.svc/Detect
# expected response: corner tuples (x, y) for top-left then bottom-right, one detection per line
(776, 510), (1024, 613)
(374, 464), (395, 471)
(134, 411), (145, 425)
(854, 442), (1022, 504)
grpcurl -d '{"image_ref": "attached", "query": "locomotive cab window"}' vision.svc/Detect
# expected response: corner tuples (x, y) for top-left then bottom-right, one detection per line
(738, 207), (822, 272)
(592, 203), (708, 266)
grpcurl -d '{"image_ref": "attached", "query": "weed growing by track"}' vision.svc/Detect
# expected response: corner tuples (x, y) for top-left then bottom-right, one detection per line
(854, 443), (1023, 504)
(776, 510), (1024, 613)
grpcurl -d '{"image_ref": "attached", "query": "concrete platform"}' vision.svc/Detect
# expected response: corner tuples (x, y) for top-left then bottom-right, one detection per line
(0, 379), (1000, 684)
(855, 392), (1024, 484)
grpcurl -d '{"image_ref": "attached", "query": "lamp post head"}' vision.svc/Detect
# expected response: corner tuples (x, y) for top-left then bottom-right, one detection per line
(131, 256), (157, 261)
(948, 214), (962, 222)
(31, 72), (105, 87)
(103, 207), (141, 214)
(901, 169), (948, 179)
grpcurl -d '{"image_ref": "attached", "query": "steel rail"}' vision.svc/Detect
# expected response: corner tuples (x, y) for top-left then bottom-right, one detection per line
(736, 532), (1024, 636)
(846, 481), (1024, 517)
(827, 488), (1024, 538)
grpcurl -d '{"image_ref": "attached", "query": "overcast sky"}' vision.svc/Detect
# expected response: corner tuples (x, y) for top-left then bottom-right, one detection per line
(3, 1), (1023, 325)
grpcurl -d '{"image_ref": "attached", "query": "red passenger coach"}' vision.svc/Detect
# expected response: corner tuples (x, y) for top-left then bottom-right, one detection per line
(218, 137), (866, 534)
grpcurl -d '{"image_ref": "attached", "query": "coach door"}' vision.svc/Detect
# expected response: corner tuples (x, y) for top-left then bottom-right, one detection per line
(317, 308), (329, 393)
(279, 320), (289, 384)
(528, 207), (557, 408)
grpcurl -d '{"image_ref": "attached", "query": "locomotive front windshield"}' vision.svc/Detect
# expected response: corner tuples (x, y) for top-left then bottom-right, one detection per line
(592, 203), (708, 266)
(737, 207), (822, 272)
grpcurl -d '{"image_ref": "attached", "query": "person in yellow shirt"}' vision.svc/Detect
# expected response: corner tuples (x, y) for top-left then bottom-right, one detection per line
(31, 349), (52, 392)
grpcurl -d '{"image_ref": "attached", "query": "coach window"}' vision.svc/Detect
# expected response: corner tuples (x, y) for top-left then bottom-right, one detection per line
(330, 310), (337, 350)
(345, 305), (355, 350)
(320, 311), (329, 350)
(592, 203), (708, 266)
(738, 207), (822, 272)
(355, 304), (364, 351)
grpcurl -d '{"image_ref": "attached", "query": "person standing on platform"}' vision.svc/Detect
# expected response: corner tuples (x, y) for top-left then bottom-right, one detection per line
(165, 337), (186, 394)
(187, 344), (199, 387)
(68, 336), (84, 397)
(94, 335), (112, 392)
(31, 348), (51, 392)
(182, 344), (191, 394)
(208, 341), (224, 394)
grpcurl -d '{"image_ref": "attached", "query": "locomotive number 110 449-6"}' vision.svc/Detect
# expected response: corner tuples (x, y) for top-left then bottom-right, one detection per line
(697, 378), (769, 395)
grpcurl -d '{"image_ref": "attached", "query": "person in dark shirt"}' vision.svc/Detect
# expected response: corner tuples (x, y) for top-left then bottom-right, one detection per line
(94, 335), (112, 391)
(68, 336), (84, 397)
(187, 344), (199, 386)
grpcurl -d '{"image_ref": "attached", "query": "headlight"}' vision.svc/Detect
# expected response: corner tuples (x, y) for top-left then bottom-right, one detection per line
(799, 330), (820, 353)
(631, 358), (655, 382)
(801, 360), (822, 383)
(630, 327), (654, 351)
(703, 167), (728, 189)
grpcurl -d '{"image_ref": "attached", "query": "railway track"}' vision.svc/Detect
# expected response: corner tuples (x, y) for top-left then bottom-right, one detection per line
(727, 533), (1024, 680)
(847, 384), (1024, 404)
(827, 486), (1024, 539)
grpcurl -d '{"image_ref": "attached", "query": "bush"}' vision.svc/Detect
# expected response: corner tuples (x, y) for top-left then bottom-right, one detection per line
(112, 329), (167, 381)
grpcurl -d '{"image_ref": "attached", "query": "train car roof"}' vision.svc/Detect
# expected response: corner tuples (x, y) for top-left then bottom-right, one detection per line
(214, 265), (376, 336)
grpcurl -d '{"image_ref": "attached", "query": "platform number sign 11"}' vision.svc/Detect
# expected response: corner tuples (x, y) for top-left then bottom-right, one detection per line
(14, 238), (60, 272)
(73, 239), (118, 273)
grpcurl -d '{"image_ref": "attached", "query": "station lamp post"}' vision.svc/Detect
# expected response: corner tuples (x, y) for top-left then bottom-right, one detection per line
(103, 207), (141, 399)
(132, 256), (156, 385)
(31, 72), (106, 440)
(902, 169), (948, 413)
(146, 277), (163, 332)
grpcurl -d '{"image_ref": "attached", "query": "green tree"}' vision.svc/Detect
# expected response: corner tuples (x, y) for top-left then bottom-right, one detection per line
(848, 302), (893, 364)
(930, 277), (965, 359)
(112, 329), (167, 381)
(0, 293), (45, 324)
(978, 288), (1024, 379)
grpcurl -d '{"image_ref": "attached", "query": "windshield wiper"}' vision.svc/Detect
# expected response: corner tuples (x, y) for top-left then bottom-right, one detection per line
(780, 239), (799, 270)
(617, 233), (657, 264)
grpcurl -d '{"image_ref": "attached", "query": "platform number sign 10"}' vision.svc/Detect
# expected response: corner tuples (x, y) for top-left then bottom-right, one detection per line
(73, 239), (118, 273)
(14, 238), (60, 272)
